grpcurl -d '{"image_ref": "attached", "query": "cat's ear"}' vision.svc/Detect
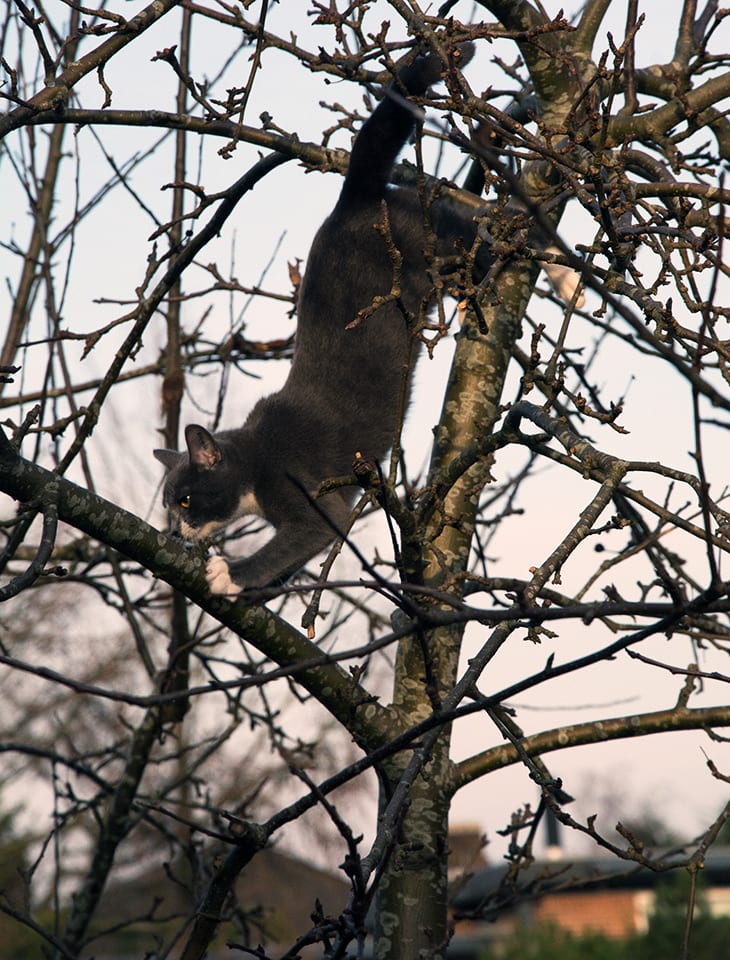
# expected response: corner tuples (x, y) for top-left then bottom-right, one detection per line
(185, 424), (223, 470)
(154, 448), (182, 471)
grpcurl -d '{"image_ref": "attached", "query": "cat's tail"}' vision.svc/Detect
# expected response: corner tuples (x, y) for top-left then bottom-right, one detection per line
(338, 43), (474, 206)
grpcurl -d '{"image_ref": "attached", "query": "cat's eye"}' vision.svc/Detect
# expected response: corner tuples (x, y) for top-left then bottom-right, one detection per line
(179, 495), (191, 509)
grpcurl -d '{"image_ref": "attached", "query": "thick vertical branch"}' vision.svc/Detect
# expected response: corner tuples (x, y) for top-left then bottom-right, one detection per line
(0, 7), (81, 384)
(162, 7), (192, 452)
(55, 707), (161, 958)
(160, 5), (194, 725)
(372, 6), (604, 949)
(371, 208), (542, 960)
(1, 123), (64, 377)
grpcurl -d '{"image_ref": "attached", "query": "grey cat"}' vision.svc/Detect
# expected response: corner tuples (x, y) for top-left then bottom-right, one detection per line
(154, 46), (577, 597)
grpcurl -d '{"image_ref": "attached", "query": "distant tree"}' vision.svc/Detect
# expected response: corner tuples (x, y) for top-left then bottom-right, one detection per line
(0, 798), (47, 958)
(482, 924), (629, 960)
(637, 873), (730, 960)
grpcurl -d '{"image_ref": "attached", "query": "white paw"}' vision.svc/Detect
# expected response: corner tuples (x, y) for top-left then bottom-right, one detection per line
(206, 555), (242, 597)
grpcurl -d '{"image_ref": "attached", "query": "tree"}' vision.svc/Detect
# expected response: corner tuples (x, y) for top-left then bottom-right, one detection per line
(1, 1), (730, 958)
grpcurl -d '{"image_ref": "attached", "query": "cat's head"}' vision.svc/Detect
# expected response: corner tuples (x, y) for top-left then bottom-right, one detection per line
(154, 424), (260, 541)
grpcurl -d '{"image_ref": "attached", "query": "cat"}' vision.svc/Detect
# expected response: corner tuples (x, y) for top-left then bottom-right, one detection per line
(154, 44), (578, 598)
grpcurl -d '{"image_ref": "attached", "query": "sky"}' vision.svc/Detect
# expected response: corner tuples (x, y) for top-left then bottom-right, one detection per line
(1, 0), (730, 868)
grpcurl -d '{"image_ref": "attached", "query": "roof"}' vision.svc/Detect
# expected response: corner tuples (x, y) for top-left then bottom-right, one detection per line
(451, 845), (730, 921)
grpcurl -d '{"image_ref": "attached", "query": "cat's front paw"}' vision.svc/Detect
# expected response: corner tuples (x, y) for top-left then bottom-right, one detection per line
(206, 555), (243, 598)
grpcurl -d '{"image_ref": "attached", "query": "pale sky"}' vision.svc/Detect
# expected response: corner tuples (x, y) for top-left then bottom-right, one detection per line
(2, 0), (729, 864)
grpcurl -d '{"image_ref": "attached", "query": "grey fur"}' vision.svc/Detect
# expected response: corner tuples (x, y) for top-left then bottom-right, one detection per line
(154, 47), (498, 591)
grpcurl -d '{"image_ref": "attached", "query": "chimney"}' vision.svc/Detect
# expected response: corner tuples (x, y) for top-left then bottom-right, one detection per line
(545, 808), (562, 861)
